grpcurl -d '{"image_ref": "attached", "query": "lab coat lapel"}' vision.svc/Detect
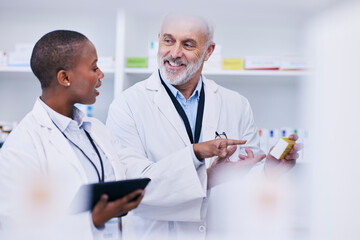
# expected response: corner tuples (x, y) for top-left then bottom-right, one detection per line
(85, 126), (125, 180)
(32, 99), (88, 183)
(201, 77), (221, 168)
(147, 72), (191, 145)
(202, 76), (221, 142)
(48, 129), (88, 182)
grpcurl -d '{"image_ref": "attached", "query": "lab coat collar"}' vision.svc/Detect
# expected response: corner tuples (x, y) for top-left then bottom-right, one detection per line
(38, 98), (92, 133)
(201, 76), (221, 149)
(31, 98), (89, 182)
(146, 71), (221, 146)
(160, 71), (203, 102)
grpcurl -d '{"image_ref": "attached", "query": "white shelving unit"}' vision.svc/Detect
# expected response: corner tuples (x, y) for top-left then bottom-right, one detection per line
(0, 6), (118, 123)
(124, 67), (309, 76)
(0, 67), (32, 72)
(111, 9), (309, 129)
(0, 4), (311, 128)
(0, 67), (115, 73)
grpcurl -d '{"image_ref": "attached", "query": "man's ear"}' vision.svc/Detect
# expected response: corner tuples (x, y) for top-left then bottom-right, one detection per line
(57, 70), (71, 87)
(204, 42), (215, 61)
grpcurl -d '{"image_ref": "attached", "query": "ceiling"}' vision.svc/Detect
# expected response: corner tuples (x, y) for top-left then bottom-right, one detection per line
(0, 0), (341, 15)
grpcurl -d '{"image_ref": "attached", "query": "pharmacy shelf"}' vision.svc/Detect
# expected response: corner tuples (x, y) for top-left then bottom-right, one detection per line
(124, 67), (309, 76)
(0, 66), (31, 72)
(0, 66), (115, 74)
(203, 70), (309, 76)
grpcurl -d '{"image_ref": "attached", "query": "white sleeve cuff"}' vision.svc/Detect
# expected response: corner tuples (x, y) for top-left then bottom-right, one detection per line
(191, 145), (205, 169)
(89, 212), (105, 236)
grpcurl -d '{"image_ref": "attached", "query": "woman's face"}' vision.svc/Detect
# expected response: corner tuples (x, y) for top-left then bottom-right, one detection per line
(68, 41), (104, 105)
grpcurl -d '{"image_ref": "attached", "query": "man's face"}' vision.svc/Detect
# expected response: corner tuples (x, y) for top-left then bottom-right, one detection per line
(157, 17), (210, 86)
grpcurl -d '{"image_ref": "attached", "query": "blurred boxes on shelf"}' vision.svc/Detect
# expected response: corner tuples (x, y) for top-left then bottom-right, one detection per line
(222, 58), (244, 70)
(0, 51), (7, 67)
(8, 43), (33, 67)
(75, 104), (94, 117)
(126, 57), (147, 68)
(203, 45), (222, 71)
(97, 56), (115, 70)
(148, 41), (159, 70)
(245, 56), (280, 70)
(0, 121), (17, 148)
(280, 56), (308, 71)
(258, 127), (307, 162)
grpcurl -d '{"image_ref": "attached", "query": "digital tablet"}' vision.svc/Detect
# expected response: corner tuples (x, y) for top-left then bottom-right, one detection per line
(70, 178), (151, 213)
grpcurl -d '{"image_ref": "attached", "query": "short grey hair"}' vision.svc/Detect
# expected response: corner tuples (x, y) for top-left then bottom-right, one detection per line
(160, 13), (215, 48)
(204, 17), (215, 48)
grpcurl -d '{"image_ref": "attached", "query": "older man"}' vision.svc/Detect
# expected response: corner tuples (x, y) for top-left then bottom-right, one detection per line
(107, 14), (300, 240)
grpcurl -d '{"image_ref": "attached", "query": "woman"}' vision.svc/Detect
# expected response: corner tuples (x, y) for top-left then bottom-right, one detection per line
(0, 30), (144, 240)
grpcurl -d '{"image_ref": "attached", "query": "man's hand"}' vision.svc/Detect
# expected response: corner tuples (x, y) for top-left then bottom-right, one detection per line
(207, 146), (266, 189)
(264, 134), (303, 178)
(193, 139), (246, 159)
(92, 189), (145, 228)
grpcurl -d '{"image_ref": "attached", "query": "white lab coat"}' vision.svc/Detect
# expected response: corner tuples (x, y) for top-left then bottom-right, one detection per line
(0, 99), (129, 240)
(106, 72), (262, 240)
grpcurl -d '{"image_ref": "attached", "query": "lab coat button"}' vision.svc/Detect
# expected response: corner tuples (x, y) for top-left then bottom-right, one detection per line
(199, 225), (205, 232)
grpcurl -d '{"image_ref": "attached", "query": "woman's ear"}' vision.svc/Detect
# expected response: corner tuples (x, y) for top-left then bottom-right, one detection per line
(57, 70), (71, 87)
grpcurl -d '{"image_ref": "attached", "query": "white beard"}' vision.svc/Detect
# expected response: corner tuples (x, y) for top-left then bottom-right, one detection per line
(158, 51), (206, 86)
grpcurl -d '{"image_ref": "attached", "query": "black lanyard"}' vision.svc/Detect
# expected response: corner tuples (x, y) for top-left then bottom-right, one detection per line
(159, 71), (205, 144)
(51, 119), (105, 183)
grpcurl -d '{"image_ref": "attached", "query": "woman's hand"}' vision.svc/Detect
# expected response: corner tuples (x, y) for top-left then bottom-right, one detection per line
(92, 189), (145, 228)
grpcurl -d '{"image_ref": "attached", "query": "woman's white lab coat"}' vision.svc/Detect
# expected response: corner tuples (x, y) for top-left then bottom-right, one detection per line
(0, 99), (128, 239)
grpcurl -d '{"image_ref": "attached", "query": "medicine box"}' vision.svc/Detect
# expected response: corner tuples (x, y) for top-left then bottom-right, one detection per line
(245, 56), (280, 70)
(0, 51), (7, 67)
(148, 41), (159, 70)
(126, 57), (147, 68)
(8, 43), (34, 67)
(8, 52), (31, 67)
(222, 58), (244, 70)
(269, 137), (295, 159)
(203, 44), (222, 71)
(280, 56), (308, 71)
(97, 56), (115, 69)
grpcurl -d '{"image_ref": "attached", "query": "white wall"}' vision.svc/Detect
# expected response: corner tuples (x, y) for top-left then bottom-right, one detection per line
(0, 8), (117, 122)
(0, 1), (322, 127)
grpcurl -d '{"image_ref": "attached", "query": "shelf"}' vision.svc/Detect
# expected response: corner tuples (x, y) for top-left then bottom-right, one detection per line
(0, 66), (31, 72)
(124, 68), (310, 77)
(0, 67), (308, 76)
(0, 66), (115, 74)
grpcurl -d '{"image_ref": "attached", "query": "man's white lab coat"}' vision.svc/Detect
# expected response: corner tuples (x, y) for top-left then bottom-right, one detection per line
(107, 72), (262, 240)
